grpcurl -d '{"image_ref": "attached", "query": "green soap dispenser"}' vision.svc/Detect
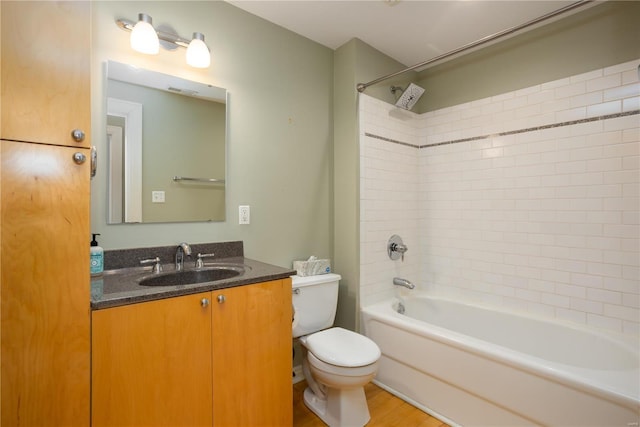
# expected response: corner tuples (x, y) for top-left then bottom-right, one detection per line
(90, 233), (104, 276)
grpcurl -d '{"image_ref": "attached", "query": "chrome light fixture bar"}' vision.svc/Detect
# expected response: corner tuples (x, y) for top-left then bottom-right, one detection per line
(116, 14), (211, 68)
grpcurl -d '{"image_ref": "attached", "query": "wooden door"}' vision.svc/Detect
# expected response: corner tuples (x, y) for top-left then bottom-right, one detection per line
(212, 279), (293, 427)
(1, 1), (91, 148)
(92, 292), (213, 427)
(1, 140), (91, 426)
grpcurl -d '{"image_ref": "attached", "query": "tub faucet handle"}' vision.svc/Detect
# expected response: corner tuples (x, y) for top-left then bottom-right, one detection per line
(391, 242), (408, 253)
(140, 257), (162, 274)
(388, 235), (408, 261)
(195, 253), (216, 268)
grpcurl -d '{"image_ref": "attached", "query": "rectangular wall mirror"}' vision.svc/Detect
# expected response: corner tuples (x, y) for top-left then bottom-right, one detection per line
(105, 60), (227, 224)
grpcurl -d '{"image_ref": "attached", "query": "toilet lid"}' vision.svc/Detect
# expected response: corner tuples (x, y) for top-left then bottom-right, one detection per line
(305, 327), (381, 367)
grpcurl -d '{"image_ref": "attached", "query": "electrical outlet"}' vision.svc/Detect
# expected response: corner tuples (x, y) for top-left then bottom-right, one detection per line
(152, 191), (165, 203)
(239, 205), (250, 225)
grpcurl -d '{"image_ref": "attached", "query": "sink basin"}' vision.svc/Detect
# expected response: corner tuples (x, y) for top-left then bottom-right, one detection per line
(139, 264), (246, 287)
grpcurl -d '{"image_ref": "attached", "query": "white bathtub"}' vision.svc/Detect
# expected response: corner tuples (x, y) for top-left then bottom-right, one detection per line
(361, 294), (640, 427)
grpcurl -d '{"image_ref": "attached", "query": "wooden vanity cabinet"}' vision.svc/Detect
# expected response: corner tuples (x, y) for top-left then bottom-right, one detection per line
(211, 278), (293, 427)
(91, 292), (214, 427)
(91, 278), (293, 427)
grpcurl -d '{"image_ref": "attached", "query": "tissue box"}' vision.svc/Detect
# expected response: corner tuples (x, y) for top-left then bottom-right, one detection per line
(293, 259), (331, 276)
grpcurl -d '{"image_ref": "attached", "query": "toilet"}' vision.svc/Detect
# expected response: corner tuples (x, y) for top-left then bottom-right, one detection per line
(292, 273), (381, 427)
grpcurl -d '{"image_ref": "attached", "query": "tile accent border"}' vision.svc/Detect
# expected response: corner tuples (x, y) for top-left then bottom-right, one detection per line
(363, 132), (419, 148)
(365, 109), (640, 150)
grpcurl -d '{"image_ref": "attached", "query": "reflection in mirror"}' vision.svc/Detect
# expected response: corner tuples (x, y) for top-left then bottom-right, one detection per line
(105, 60), (227, 224)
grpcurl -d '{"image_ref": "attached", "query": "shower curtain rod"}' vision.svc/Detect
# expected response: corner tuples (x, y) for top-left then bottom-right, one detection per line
(356, 0), (594, 93)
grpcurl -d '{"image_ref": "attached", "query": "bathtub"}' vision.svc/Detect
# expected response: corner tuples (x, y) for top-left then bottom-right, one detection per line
(361, 294), (640, 426)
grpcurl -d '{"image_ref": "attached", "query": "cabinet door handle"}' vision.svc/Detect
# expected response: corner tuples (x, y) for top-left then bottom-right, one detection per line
(217, 295), (226, 304)
(201, 298), (210, 307)
(90, 146), (97, 178)
(71, 129), (85, 142)
(72, 152), (86, 164)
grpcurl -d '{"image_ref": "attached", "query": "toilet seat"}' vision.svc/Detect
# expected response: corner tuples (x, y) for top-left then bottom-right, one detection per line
(307, 351), (378, 379)
(303, 327), (381, 367)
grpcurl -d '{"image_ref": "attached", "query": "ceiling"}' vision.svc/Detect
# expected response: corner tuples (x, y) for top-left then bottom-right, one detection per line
(227, 0), (593, 69)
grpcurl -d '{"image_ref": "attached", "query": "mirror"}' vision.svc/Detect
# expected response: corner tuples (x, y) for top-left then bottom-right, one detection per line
(105, 60), (227, 224)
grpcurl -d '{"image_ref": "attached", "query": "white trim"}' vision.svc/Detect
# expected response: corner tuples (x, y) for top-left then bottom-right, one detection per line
(107, 98), (143, 223)
(106, 125), (124, 223)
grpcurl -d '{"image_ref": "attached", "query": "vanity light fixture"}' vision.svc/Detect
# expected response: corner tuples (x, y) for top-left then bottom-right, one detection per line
(186, 33), (211, 68)
(116, 14), (211, 69)
(129, 13), (159, 55)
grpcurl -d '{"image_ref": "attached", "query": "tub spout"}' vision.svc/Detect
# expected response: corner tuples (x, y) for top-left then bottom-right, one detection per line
(393, 277), (415, 289)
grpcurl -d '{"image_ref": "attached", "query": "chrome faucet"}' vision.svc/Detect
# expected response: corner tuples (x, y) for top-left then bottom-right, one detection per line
(175, 242), (192, 271)
(393, 277), (415, 289)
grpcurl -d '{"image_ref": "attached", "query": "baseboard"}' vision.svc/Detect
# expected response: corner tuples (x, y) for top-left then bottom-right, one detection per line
(292, 364), (305, 384)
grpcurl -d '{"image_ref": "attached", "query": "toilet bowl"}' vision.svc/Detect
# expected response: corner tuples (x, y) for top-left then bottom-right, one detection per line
(292, 274), (381, 427)
(299, 327), (380, 427)
(306, 351), (378, 389)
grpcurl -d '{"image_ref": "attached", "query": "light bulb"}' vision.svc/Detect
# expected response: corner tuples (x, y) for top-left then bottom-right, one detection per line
(130, 13), (159, 55)
(186, 32), (210, 68)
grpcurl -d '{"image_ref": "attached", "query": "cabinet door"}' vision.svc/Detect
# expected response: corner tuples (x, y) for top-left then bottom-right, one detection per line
(212, 279), (293, 427)
(1, 1), (91, 148)
(92, 292), (213, 427)
(1, 140), (91, 426)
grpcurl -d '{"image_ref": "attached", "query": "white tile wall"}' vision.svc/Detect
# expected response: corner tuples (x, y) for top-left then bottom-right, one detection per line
(359, 59), (640, 337)
(359, 95), (421, 306)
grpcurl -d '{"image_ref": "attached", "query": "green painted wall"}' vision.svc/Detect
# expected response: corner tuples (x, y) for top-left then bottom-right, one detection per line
(333, 39), (410, 330)
(355, 2), (640, 113)
(348, 2), (639, 114)
(92, 0), (639, 333)
(91, 1), (333, 269)
(416, 1), (640, 112)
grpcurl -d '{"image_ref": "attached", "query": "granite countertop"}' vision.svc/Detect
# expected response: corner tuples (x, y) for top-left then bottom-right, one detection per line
(90, 242), (296, 310)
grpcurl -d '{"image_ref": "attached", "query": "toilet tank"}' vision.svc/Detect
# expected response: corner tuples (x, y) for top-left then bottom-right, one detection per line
(292, 273), (341, 338)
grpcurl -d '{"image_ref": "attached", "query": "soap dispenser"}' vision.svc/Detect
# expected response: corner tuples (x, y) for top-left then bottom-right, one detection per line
(90, 233), (104, 276)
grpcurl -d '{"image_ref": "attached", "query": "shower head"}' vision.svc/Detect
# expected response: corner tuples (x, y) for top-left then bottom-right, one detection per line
(393, 83), (425, 111)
